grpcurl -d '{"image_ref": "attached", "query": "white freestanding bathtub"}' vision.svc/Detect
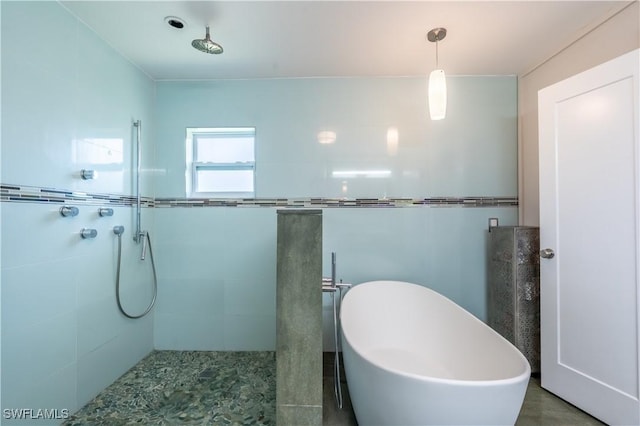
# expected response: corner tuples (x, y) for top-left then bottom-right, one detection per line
(340, 280), (531, 426)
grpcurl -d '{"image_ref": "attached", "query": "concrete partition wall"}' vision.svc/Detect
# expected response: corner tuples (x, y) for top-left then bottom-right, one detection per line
(276, 210), (323, 425)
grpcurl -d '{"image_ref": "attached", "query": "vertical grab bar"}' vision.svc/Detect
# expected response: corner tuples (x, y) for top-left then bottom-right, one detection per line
(133, 119), (142, 244)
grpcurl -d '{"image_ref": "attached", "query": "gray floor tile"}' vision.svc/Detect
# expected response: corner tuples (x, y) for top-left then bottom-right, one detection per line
(516, 377), (604, 426)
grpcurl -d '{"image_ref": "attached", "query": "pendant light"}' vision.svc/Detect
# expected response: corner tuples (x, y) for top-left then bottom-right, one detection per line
(427, 28), (447, 120)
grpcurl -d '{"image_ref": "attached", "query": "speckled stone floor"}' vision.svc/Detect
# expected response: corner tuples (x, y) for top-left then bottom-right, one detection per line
(63, 351), (275, 425)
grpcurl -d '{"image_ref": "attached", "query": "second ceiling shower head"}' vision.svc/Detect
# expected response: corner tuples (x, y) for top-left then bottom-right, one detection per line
(192, 26), (223, 54)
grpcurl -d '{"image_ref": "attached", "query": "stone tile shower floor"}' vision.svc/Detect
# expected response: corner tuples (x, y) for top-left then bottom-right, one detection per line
(65, 350), (603, 425)
(64, 351), (275, 425)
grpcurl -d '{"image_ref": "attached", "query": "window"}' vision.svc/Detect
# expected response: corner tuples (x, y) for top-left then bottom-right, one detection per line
(186, 127), (256, 197)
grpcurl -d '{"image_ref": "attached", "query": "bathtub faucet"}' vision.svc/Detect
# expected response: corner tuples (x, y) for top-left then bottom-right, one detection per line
(331, 251), (336, 287)
(322, 251), (351, 411)
(322, 252), (351, 292)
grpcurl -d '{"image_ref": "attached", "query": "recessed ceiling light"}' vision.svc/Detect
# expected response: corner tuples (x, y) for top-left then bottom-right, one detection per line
(165, 16), (186, 29)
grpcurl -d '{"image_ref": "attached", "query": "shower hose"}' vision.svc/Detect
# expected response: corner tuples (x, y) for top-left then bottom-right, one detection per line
(114, 228), (158, 319)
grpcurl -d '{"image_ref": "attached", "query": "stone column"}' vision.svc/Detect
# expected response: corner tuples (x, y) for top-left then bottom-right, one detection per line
(276, 209), (322, 425)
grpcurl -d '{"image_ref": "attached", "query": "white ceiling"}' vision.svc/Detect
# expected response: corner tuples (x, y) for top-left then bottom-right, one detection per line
(60, 1), (633, 81)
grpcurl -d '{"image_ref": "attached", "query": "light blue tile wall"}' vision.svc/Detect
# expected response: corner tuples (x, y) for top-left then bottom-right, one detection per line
(1, 1), (155, 422)
(153, 207), (276, 350)
(155, 77), (516, 198)
(153, 76), (518, 350)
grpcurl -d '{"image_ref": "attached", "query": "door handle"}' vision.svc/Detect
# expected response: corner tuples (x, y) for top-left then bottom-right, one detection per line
(540, 248), (555, 259)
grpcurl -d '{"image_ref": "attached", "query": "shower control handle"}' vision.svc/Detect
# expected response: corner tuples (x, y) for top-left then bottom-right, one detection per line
(99, 208), (114, 217)
(81, 169), (97, 180)
(540, 248), (555, 259)
(80, 228), (98, 239)
(60, 206), (79, 217)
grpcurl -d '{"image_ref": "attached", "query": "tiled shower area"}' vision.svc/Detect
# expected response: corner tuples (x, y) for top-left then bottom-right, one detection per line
(0, 1), (524, 424)
(63, 351), (276, 425)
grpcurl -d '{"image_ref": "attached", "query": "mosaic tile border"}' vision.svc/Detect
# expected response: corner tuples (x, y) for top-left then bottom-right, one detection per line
(1, 184), (518, 208)
(1, 184), (153, 207)
(154, 196), (518, 208)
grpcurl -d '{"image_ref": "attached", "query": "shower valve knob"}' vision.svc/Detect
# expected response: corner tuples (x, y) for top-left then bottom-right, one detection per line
(99, 208), (114, 217)
(60, 206), (79, 217)
(80, 228), (98, 239)
(81, 169), (97, 180)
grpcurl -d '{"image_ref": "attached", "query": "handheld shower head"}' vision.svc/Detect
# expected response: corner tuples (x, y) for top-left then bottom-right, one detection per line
(192, 26), (223, 54)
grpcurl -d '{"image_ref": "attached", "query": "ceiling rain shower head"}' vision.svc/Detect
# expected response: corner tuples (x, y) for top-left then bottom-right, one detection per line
(192, 26), (223, 54)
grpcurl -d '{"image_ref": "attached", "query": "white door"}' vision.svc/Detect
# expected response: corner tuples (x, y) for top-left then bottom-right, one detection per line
(538, 49), (640, 425)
